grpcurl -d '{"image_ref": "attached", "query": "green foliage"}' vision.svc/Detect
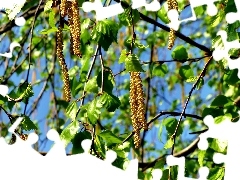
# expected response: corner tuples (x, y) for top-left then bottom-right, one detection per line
(21, 115), (38, 131)
(118, 8), (140, 26)
(125, 54), (144, 72)
(91, 20), (119, 51)
(99, 92), (121, 112)
(171, 45), (188, 60)
(72, 131), (92, 154)
(98, 130), (122, 146)
(179, 65), (194, 80)
(66, 101), (78, 121)
(152, 64), (168, 77)
(60, 120), (80, 147)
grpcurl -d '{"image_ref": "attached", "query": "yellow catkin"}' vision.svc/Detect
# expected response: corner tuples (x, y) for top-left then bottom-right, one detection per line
(130, 72), (141, 132)
(167, 0), (178, 50)
(134, 130), (141, 148)
(67, 0), (81, 57)
(56, 27), (71, 102)
(134, 72), (148, 130)
(129, 72), (147, 148)
(60, 0), (67, 17)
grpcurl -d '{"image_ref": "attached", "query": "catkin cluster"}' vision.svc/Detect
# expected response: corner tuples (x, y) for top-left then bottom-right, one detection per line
(129, 72), (148, 148)
(167, 0), (178, 50)
(56, 28), (71, 102)
(66, 0), (82, 57)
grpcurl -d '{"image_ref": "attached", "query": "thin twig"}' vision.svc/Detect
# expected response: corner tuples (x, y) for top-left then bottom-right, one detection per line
(171, 56), (213, 155)
(23, 0), (44, 116)
(99, 47), (104, 94)
(75, 46), (99, 119)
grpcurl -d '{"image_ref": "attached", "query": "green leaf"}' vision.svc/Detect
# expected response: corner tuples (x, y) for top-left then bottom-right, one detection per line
(198, 150), (206, 167)
(164, 138), (174, 149)
(85, 76), (98, 93)
(20, 115), (37, 131)
(49, 10), (56, 28)
(171, 45), (188, 60)
(91, 20), (119, 51)
(179, 65), (194, 80)
(125, 54), (144, 72)
(97, 67), (115, 94)
(163, 117), (183, 136)
(119, 49), (128, 63)
(223, 69), (240, 85)
(211, 95), (230, 107)
(98, 92), (121, 112)
(152, 64), (168, 77)
(44, 0), (53, 12)
(66, 101), (78, 121)
(118, 8), (140, 26)
(60, 120), (80, 147)
(68, 66), (79, 79)
(202, 107), (224, 118)
(154, 158), (165, 169)
(209, 138), (228, 153)
(196, 77), (204, 90)
(209, 10), (224, 27)
(40, 27), (58, 34)
(98, 130), (122, 145)
(87, 97), (103, 125)
(186, 76), (198, 83)
(0, 94), (8, 105)
(214, 113), (232, 124)
(207, 167), (225, 180)
(134, 41), (149, 49)
(18, 83), (34, 100)
(157, 2), (170, 24)
(71, 131), (91, 154)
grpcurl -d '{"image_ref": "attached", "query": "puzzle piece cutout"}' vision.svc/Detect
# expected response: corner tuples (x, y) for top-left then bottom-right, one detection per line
(225, 0), (240, 24)
(166, 155), (209, 180)
(212, 30), (240, 79)
(82, 0), (124, 21)
(198, 111), (240, 180)
(131, 0), (160, 12)
(0, 85), (8, 97)
(0, 117), (140, 180)
(0, 42), (21, 58)
(167, 0), (219, 31)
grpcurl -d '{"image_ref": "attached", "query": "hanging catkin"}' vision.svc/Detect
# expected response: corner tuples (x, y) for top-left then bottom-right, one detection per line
(129, 72), (147, 148)
(67, 0), (81, 57)
(60, 0), (67, 17)
(56, 27), (71, 102)
(167, 0), (178, 50)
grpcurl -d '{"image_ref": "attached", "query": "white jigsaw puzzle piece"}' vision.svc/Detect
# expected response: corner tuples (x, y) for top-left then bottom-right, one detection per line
(212, 30), (240, 79)
(166, 155), (209, 180)
(225, 0), (240, 24)
(82, 0), (124, 21)
(132, 0), (160, 12)
(167, 0), (219, 31)
(198, 111), (240, 180)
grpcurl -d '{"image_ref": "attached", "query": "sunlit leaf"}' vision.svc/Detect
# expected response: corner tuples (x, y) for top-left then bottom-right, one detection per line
(60, 120), (80, 147)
